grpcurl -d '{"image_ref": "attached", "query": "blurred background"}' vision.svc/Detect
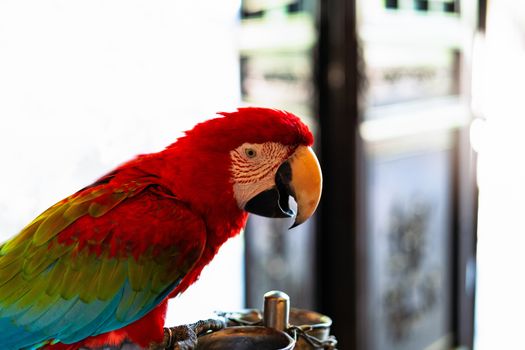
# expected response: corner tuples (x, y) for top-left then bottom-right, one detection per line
(0, 0), (523, 349)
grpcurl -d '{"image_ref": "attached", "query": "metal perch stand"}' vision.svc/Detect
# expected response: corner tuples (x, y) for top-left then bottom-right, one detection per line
(149, 290), (337, 350)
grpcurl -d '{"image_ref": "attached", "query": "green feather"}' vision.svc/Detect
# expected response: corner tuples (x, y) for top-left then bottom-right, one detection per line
(32, 205), (72, 247)
(127, 258), (157, 292)
(88, 192), (128, 218)
(22, 249), (55, 280)
(0, 250), (24, 272)
(62, 201), (92, 222)
(1, 219), (41, 254)
(58, 263), (81, 300)
(15, 276), (48, 310)
(0, 275), (29, 316)
(0, 259), (22, 287)
(96, 257), (127, 301)
(78, 260), (102, 303)
(45, 260), (67, 296)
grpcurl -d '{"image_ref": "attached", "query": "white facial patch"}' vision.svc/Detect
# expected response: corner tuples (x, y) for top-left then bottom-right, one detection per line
(230, 142), (293, 209)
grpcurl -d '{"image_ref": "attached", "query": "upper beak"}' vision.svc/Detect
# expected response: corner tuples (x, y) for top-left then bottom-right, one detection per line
(244, 145), (323, 228)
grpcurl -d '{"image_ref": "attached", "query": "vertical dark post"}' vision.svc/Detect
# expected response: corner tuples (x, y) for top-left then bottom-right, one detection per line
(316, 0), (363, 349)
(478, 0), (487, 32)
(451, 1), (484, 346)
(451, 128), (478, 349)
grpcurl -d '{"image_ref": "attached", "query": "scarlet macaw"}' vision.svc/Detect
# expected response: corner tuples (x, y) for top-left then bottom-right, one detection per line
(0, 107), (322, 349)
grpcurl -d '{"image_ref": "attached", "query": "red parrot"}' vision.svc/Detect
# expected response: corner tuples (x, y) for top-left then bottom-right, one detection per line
(0, 107), (322, 350)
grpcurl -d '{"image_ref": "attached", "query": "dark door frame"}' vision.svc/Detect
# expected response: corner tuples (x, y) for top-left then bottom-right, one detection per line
(316, 1), (365, 349)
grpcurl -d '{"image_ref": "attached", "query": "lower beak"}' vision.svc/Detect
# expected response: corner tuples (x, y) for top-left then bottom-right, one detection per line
(244, 146), (322, 228)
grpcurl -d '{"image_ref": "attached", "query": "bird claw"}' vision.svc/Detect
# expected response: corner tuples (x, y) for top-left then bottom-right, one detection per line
(149, 318), (226, 350)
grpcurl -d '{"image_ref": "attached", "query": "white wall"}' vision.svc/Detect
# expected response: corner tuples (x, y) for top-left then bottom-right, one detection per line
(474, 0), (525, 348)
(0, 0), (244, 326)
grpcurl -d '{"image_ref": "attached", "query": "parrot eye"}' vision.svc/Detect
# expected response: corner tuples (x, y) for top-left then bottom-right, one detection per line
(245, 148), (257, 158)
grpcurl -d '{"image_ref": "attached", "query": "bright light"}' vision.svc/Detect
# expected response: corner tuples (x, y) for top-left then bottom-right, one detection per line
(474, 1), (525, 348)
(0, 0), (243, 329)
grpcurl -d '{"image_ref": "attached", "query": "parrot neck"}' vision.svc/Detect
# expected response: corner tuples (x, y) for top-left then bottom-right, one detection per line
(143, 146), (249, 244)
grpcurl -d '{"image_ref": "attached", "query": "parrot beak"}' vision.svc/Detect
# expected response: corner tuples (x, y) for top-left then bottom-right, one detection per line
(244, 145), (322, 228)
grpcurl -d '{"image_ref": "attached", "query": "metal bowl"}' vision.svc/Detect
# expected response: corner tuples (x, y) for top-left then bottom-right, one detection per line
(196, 326), (295, 350)
(219, 308), (332, 349)
(289, 308), (332, 350)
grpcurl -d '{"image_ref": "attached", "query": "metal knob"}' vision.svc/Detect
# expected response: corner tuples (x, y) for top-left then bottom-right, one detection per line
(263, 290), (290, 331)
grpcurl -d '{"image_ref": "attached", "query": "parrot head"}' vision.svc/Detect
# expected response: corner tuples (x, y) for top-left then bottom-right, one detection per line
(222, 108), (322, 228)
(163, 107), (322, 228)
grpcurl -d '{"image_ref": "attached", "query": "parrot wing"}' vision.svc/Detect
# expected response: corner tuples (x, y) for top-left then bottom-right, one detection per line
(0, 178), (206, 349)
